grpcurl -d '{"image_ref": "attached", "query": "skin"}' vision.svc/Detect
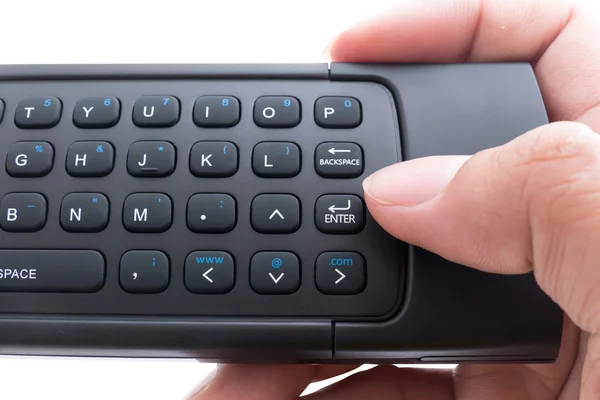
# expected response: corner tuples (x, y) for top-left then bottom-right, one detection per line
(187, 0), (600, 398)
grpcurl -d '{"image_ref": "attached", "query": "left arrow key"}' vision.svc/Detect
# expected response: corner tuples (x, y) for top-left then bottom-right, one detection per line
(185, 251), (235, 294)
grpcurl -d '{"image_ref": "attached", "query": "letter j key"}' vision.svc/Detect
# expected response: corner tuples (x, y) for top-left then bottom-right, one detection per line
(133, 95), (180, 127)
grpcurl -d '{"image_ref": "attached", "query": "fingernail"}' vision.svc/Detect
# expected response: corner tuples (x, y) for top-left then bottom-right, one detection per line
(363, 156), (470, 206)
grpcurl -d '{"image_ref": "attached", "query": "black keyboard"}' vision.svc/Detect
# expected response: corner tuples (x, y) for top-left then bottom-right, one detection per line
(0, 63), (563, 363)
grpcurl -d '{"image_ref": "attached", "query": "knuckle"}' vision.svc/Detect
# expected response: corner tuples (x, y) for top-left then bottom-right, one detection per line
(520, 121), (600, 172)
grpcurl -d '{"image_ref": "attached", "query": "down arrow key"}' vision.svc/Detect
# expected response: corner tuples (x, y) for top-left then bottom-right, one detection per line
(250, 251), (300, 294)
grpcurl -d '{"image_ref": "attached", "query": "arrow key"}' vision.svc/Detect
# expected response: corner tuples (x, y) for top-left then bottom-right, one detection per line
(250, 251), (300, 294)
(251, 194), (300, 234)
(315, 252), (366, 295)
(185, 251), (235, 294)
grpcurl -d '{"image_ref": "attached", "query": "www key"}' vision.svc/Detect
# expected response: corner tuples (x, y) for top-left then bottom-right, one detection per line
(185, 251), (235, 294)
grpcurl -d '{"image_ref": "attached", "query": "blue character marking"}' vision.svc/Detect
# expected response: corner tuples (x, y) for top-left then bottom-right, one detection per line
(220, 200), (223, 209)
(284, 99), (291, 107)
(26, 205), (35, 208)
(157, 146), (164, 152)
(285, 145), (290, 156)
(44, 99), (51, 107)
(344, 99), (352, 108)
(96, 145), (104, 153)
(104, 98), (111, 106)
(329, 257), (354, 267)
(152, 258), (156, 267)
(163, 98), (170, 106)
(92, 198), (98, 203)
(271, 258), (283, 268)
(222, 98), (229, 107)
(223, 145), (227, 155)
(35, 145), (43, 153)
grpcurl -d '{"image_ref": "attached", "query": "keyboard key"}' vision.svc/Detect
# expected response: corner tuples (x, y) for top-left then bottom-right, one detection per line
(185, 251), (235, 294)
(6, 141), (54, 177)
(14, 97), (62, 129)
(252, 142), (301, 178)
(127, 141), (176, 177)
(132, 95), (180, 127)
(119, 250), (169, 294)
(60, 193), (109, 232)
(315, 194), (365, 234)
(123, 193), (172, 233)
(315, 252), (366, 295)
(73, 97), (121, 128)
(250, 251), (300, 294)
(187, 194), (236, 233)
(0, 250), (105, 293)
(253, 96), (300, 128)
(251, 194), (300, 234)
(0, 193), (47, 232)
(189, 141), (238, 177)
(314, 142), (363, 178)
(314, 96), (361, 128)
(193, 96), (240, 127)
(66, 141), (114, 177)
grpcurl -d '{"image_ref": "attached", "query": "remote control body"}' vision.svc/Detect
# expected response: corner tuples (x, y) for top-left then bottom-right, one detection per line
(0, 63), (562, 363)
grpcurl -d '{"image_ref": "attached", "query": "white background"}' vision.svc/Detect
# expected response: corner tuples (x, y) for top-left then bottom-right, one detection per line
(0, 0), (598, 399)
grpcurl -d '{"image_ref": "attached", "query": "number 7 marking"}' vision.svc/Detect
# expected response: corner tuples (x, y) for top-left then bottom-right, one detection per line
(163, 97), (169, 106)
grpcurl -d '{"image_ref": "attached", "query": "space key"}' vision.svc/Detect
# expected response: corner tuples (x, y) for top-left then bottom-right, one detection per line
(0, 250), (105, 292)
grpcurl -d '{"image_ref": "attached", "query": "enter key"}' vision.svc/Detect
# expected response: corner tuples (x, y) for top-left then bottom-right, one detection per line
(315, 194), (365, 234)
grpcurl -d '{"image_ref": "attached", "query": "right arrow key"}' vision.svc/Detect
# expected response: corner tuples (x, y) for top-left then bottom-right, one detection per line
(315, 252), (366, 295)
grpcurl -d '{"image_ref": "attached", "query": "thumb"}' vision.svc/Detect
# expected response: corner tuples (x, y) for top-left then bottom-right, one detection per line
(364, 121), (600, 334)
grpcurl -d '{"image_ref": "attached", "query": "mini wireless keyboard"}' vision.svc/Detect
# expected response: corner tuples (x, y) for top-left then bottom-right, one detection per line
(0, 63), (562, 363)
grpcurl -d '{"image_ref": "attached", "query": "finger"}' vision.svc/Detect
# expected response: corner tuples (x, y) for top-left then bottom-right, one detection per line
(301, 366), (453, 400)
(328, 0), (600, 125)
(581, 333), (600, 400)
(186, 364), (359, 400)
(362, 121), (600, 336)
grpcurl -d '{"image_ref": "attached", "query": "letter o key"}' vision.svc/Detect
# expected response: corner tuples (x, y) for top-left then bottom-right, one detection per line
(262, 107), (276, 119)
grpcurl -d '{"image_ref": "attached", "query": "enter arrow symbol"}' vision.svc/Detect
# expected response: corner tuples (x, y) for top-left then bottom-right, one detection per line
(203, 268), (214, 283)
(334, 269), (346, 284)
(269, 272), (284, 283)
(328, 200), (352, 213)
(328, 147), (352, 155)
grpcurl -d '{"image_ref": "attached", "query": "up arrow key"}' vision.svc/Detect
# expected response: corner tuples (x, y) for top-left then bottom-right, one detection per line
(269, 209), (284, 220)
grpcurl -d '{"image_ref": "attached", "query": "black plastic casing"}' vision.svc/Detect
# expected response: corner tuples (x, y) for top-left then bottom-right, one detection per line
(0, 63), (563, 364)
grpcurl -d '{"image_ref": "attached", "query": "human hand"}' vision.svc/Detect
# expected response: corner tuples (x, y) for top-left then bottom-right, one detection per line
(187, 0), (600, 398)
